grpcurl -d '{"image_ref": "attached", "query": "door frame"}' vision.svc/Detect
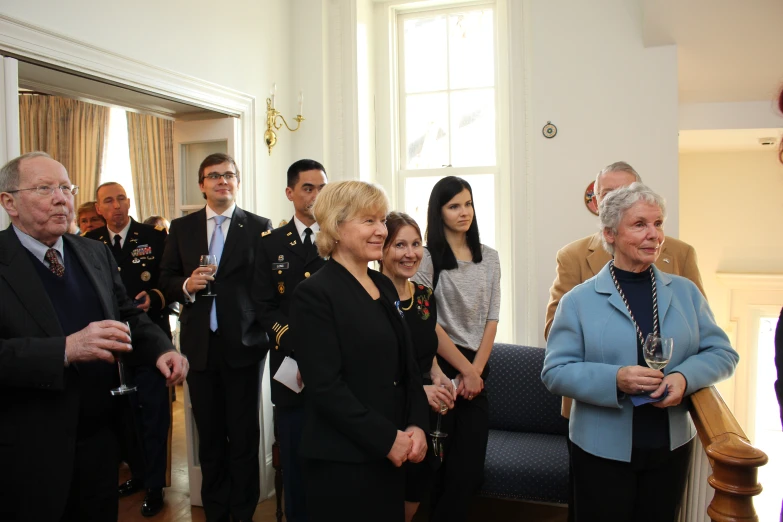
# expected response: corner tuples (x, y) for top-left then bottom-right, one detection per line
(0, 14), (257, 212)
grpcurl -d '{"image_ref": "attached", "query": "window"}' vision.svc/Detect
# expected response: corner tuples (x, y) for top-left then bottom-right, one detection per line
(100, 107), (137, 220)
(397, 4), (498, 246)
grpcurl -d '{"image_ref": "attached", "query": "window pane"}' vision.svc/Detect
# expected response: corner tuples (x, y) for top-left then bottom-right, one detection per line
(406, 93), (449, 169)
(449, 10), (495, 90)
(404, 174), (496, 248)
(403, 16), (448, 94)
(450, 89), (496, 167)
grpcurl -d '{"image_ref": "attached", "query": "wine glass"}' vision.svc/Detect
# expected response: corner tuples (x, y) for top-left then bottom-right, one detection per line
(200, 254), (218, 297)
(110, 321), (137, 396)
(644, 334), (674, 371)
(430, 400), (449, 461)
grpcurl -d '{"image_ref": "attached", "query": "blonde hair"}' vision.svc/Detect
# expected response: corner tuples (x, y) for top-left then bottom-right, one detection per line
(313, 180), (390, 258)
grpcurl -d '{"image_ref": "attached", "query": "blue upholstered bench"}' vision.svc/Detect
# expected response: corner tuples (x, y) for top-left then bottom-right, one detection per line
(479, 343), (569, 505)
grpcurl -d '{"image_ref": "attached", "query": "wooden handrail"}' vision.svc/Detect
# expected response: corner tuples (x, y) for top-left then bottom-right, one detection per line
(689, 386), (768, 522)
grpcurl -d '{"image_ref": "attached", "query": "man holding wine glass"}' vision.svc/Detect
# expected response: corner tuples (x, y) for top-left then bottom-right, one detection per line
(542, 183), (739, 522)
(160, 153), (272, 522)
(0, 152), (188, 522)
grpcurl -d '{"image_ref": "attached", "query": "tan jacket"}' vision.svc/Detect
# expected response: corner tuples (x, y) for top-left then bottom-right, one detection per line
(543, 231), (706, 417)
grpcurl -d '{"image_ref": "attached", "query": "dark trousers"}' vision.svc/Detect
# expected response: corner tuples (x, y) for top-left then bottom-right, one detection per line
(121, 365), (171, 489)
(566, 437), (575, 522)
(571, 439), (693, 522)
(278, 406), (308, 522)
(304, 458), (404, 522)
(61, 426), (119, 522)
(187, 332), (261, 522)
(430, 348), (490, 522)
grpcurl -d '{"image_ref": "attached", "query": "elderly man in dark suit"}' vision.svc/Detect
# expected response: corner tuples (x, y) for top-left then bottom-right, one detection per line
(160, 153), (272, 522)
(252, 159), (328, 522)
(0, 151), (188, 522)
(85, 181), (171, 516)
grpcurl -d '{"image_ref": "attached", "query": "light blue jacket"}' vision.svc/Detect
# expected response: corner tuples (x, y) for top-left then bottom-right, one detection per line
(541, 263), (739, 462)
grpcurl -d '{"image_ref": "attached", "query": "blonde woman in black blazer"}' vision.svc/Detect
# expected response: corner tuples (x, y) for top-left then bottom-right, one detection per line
(290, 181), (429, 522)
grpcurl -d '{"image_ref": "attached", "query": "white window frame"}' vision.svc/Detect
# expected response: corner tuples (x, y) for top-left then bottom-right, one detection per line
(384, 0), (514, 343)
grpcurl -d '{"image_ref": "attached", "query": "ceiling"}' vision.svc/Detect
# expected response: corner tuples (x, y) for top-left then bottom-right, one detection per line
(643, 0), (783, 104)
(17, 61), (229, 120)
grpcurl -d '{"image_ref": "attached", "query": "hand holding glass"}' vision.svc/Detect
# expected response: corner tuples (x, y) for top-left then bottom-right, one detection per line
(110, 322), (137, 396)
(430, 394), (449, 461)
(200, 254), (218, 297)
(644, 334), (673, 371)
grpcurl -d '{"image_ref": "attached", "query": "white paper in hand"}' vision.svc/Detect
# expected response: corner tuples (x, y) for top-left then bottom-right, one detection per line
(273, 356), (305, 393)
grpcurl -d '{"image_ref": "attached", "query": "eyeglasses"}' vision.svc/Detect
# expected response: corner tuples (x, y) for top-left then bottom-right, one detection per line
(6, 185), (79, 197)
(204, 173), (237, 181)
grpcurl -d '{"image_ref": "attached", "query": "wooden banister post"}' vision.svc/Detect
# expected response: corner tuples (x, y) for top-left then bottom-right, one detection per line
(689, 386), (768, 522)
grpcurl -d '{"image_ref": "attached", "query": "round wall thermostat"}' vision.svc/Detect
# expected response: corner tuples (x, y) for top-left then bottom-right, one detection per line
(542, 121), (557, 138)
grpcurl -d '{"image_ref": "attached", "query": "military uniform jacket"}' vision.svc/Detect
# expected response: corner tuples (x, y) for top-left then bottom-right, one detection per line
(252, 219), (326, 408)
(85, 219), (170, 336)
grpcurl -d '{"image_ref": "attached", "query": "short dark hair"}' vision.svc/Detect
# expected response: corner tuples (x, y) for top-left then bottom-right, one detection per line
(198, 153), (240, 200)
(95, 181), (122, 200)
(287, 159), (326, 189)
(425, 176), (482, 272)
(379, 211), (422, 271)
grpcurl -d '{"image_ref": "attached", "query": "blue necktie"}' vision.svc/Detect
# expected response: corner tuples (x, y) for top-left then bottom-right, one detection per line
(209, 215), (227, 332)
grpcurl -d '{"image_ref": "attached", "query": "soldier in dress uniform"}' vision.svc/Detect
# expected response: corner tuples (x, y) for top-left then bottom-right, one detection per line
(84, 181), (171, 517)
(252, 159), (328, 522)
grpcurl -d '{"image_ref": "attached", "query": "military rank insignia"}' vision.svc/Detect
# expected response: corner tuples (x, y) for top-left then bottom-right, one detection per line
(278, 282), (285, 294)
(141, 271), (151, 282)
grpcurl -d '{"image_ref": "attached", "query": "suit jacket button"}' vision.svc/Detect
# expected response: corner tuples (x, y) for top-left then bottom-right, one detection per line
(304, 272), (311, 278)
(275, 345), (279, 350)
(393, 381), (397, 386)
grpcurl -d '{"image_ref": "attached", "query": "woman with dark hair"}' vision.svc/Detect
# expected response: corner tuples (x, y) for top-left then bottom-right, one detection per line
(414, 176), (501, 522)
(379, 211), (483, 522)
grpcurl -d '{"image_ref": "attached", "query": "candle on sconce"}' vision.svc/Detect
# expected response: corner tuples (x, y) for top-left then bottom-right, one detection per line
(271, 83), (277, 109)
(298, 90), (304, 116)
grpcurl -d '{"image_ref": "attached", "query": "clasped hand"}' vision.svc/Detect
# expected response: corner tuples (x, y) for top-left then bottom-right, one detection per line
(616, 365), (686, 408)
(387, 426), (428, 467)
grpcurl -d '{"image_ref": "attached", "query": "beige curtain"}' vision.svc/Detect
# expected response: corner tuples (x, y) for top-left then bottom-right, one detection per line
(18, 94), (109, 207)
(126, 112), (175, 221)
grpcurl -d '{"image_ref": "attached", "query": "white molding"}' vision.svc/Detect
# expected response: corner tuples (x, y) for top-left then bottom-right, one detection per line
(716, 272), (783, 290)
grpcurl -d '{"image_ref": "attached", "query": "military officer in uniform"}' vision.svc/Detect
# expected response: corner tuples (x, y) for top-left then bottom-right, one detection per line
(85, 181), (171, 517)
(252, 159), (328, 522)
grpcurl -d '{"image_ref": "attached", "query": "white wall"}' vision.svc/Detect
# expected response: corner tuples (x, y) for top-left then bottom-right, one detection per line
(680, 150), (783, 333)
(1, 0), (294, 224)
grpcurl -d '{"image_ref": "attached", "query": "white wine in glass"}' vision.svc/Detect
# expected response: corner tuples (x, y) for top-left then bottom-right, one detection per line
(200, 254), (218, 297)
(644, 334), (673, 371)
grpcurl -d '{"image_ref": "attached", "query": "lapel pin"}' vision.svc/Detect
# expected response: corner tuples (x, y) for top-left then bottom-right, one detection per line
(289, 240), (297, 246)
(239, 223), (244, 228)
(278, 255), (285, 261)
(286, 231), (293, 236)
(663, 258), (670, 264)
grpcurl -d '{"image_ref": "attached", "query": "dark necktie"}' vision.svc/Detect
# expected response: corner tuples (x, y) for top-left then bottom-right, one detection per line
(112, 234), (122, 258)
(44, 248), (65, 277)
(303, 227), (313, 249)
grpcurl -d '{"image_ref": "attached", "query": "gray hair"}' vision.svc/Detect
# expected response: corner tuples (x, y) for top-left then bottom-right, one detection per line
(599, 182), (667, 255)
(595, 161), (643, 191)
(0, 151), (53, 193)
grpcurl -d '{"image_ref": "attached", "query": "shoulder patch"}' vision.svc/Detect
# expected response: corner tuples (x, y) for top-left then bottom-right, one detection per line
(262, 230), (272, 237)
(155, 225), (165, 231)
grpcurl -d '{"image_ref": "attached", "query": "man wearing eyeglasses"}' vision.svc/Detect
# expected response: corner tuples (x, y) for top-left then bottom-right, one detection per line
(85, 181), (171, 517)
(160, 153), (272, 522)
(0, 151), (188, 522)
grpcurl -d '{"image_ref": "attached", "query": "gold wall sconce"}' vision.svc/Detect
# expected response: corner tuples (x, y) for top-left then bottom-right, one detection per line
(264, 84), (304, 155)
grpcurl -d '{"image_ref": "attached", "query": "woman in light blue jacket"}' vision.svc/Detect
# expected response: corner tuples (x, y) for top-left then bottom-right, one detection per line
(542, 183), (738, 522)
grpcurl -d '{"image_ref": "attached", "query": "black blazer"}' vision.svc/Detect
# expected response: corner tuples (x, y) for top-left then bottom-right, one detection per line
(0, 227), (173, 521)
(85, 218), (170, 336)
(290, 259), (429, 463)
(159, 206), (272, 371)
(252, 219), (327, 408)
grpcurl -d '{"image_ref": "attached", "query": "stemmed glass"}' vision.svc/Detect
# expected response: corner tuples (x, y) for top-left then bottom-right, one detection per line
(110, 321), (137, 396)
(644, 334), (674, 371)
(200, 254), (218, 297)
(430, 401), (449, 461)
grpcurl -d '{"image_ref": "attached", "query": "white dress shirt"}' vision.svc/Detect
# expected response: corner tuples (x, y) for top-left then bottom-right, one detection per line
(292, 216), (319, 244)
(106, 220), (132, 248)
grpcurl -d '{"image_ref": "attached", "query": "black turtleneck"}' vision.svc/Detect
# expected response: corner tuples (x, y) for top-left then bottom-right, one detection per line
(613, 265), (669, 450)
